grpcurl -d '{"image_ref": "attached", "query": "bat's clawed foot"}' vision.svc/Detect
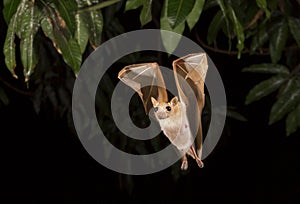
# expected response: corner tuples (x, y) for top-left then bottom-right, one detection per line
(181, 156), (188, 170)
(196, 159), (204, 168)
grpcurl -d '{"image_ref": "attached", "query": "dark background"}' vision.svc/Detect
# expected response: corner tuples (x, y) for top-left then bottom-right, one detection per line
(1, 1), (299, 204)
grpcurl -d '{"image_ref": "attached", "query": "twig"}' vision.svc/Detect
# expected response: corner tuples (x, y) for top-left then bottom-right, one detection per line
(291, 63), (300, 75)
(0, 77), (33, 96)
(195, 34), (270, 56)
(244, 9), (264, 30)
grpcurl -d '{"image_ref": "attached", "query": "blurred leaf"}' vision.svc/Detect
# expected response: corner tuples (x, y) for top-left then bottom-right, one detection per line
(279, 76), (300, 97)
(125, 0), (143, 11)
(160, 0), (185, 54)
(19, 1), (41, 80)
(167, 0), (195, 29)
(78, 0), (120, 13)
(242, 63), (290, 75)
(227, 4), (244, 58)
(0, 87), (9, 106)
(245, 75), (287, 105)
(216, 0), (231, 49)
(269, 81), (300, 124)
(227, 107), (247, 121)
(3, 0), (27, 77)
(250, 22), (269, 53)
(256, 0), (270, 18)
(41, 6), (82, 74)
(54, 0), (77, 34)
(251, 17), (286, 54)
(288, 17), (300, 47)
(203, 0), (218, 10)
(207, 10), (224, 45)
(186, 0), (205, 30)
(286, 104), (300, 136)
(269, 20), (288, 64)
(3, 0), (21, 24)
(140, 0), (152, 26)
(267, 0), (277, 11)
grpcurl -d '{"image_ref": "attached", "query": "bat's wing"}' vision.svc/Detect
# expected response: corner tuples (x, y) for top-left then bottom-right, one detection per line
(118, 63), (168, 114)
(172, 53), (208, 157)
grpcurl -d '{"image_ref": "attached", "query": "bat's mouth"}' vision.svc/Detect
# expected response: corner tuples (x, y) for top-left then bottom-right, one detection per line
(157, 114), (168, 120)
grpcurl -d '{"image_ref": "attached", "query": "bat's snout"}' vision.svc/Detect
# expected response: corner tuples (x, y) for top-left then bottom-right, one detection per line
(156, 112), (168, 120)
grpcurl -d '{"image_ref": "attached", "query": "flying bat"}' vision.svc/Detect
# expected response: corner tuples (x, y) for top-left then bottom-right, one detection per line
(118, 53), (208, 170)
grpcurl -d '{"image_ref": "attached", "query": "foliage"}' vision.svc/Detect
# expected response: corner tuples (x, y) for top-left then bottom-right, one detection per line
(3, 0), (120, 79)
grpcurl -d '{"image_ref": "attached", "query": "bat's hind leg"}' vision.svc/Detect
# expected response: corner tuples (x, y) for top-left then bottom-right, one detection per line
(191, 146), (204, 168)
(181, 155), (188, 170)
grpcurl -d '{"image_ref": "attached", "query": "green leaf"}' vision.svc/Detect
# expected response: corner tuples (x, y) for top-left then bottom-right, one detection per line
(186, 0), (205, 30)
(269, 20), (288, 64)
(88, 9), (103, 49)
(78, 0), (120, 13)
(3, 0), (21, 24)
(227, 4), (244, 58)
(63, 38), (82, 74)
(286, 104), (300, 136)
(242, 63), (290, 75)
(76, 0), (104, 49)
(207, 10), (224, 45)
(41, 7), (82, 74)
(288, 17), (300, 47)
(140, 0), (152, 26)
(256, 0), (270, 18)
(245, 75), (287, 105)
(19, 2), (41, 80)
(125, 0), (143, 11)
(216, 0), (231, 50)
(160, 0), (185, 54)
(0, 86), (9, 106)
(3, 0), (27, 77)
(279, 76), (300, 97)
(167, 0), (195, 29)
(250, 22), (269, 53)
(250, 18), (286, 54)
(54, 0), (77, 34)
(3, 14), (17, 77)
(269, 82), (300, 124)
(75, 12), (89, 53)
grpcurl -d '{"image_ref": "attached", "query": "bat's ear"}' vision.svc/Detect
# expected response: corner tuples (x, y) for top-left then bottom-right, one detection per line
(151, 97), (158, 106)
(170, 96), (178, 106)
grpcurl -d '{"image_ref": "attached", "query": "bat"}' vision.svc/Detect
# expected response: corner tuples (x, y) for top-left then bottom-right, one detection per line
(118, 53), (208, 170)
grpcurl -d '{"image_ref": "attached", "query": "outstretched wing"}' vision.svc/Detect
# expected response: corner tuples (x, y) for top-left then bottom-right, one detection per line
(118, 63), (168, 114)
(172, 53), (208, 157)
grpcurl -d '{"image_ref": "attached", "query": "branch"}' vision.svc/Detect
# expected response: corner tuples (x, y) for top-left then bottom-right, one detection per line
(0, 77), (33, 96)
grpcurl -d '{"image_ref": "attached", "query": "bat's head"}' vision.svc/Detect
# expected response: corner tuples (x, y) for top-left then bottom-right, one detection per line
(151, 96), (180, 120)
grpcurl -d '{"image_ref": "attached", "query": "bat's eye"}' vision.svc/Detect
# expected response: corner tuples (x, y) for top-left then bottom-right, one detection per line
(166, 106), (171, 111)
(154, 107), (158, 112)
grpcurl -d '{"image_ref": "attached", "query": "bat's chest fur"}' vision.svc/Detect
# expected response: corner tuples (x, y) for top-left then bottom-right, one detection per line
(157, 104), (194, 151)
